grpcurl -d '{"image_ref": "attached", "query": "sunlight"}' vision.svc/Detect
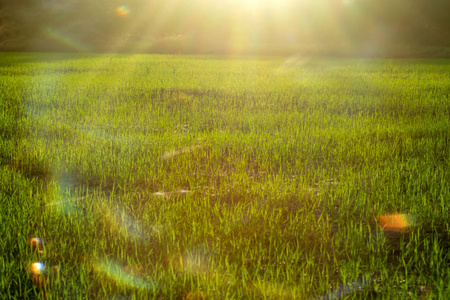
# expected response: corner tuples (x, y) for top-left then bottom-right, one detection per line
(237, 0), (290, 8)
(240, 0), (261, 8)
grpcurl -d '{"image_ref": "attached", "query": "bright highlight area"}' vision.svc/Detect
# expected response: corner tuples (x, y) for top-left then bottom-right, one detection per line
(0, 2), (449, 300)
(1, 0), (449, 55)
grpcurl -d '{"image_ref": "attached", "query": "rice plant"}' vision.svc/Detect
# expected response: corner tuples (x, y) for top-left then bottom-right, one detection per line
(1, 53), (449, 299)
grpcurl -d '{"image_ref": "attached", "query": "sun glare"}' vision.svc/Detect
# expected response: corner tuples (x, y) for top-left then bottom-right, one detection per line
(238, 0), (289, 8)
(241, 0), (260, 6)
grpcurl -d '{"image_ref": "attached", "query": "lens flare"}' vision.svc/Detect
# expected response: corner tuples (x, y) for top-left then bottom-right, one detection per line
(30, 262), (46, 286)
(378, 213), (415, 231)
(30, 237), (45, 255)
(94, 259), (157, 290)
(30, 262), (60, 287)
(99, 203), (146, 241)
(115, 5), (130, 17)
(43, 27), (89, 52)
(31, 262), (45, 275)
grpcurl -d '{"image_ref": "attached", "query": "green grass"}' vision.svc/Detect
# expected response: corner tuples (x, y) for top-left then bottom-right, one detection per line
(1, 52), (449, 299)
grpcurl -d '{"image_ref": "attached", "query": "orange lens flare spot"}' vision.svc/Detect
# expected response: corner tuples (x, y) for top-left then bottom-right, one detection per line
(30, 262), (47, 286)
(30, 237), (42, 248)
(378, 213), (415, 230)
(31, 262), (45, 275)
(30, 262), (60, 287)
(30, 237), (45, 254)
(115, 5), (130, 17)
(52, 265), (60, 276)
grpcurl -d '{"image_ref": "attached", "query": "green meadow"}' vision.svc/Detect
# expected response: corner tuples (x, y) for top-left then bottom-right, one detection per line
(1, 52), (449, 299)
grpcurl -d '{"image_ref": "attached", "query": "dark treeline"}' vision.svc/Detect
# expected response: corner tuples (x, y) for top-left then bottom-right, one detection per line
(0, 0), (449, 55)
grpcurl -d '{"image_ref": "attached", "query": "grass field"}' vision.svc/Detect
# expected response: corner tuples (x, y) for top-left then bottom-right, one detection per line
(1, 52), (449, 299)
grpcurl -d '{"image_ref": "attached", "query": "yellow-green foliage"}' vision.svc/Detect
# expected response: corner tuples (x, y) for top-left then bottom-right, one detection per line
(1, 53), (449, 299)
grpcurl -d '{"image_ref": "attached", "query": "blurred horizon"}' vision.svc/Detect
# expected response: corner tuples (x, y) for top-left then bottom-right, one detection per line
(1, 0), (450, 57)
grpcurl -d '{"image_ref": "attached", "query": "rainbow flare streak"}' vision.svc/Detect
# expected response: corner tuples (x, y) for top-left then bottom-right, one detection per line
(377, 213), (415, 231)
(94, 259), (157, 290)
(44, 27), (89, 52)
